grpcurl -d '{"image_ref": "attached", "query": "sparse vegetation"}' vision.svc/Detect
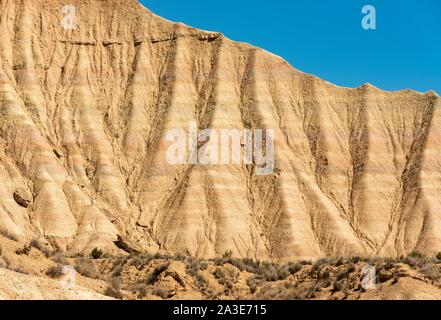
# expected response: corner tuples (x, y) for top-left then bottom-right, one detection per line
(7, 243), (441, 300)
(222, 250), (233, 259)
(420, 263), (441, 281)
(185, 257), (207, 277)
(146, 262), (170, 285)
(154, 286), (171, 299)
(105, 276), (123, 299)
(105, 286), (123, 299)
(74, 258), (102, 279)
(409, 251), (426, 259)
(0, 230), (18, 242)
(30, 239), (51, 257)
(15, 245), (31, 255)
(91, 248), (103, 259)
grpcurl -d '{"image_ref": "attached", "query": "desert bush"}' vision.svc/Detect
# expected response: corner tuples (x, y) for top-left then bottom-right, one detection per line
(0, 230), (18, 242)
(213, 267), (224, 279)
(409, 251), (426, 259)
(420, 263), (441, 281)
(336, 265), (355, 281)
(309, 260), (326, 275)
(331, 257), (345, 266)
(285, 262), (302, 275)
(128, 254), (154, 269)
(381, 260), (395, 270)
(50, 252), (69, 265)
(213, 267), (235, 289)
(222, 250), (233, 259)
(126, 282), (148, 299)
(336, 271), (347, 281)
(376, 271), (393, 283)
(153, 252), (174, 260)
(154, 287), (171, 299)
(252, 262), (290, 282)
(11, 266), (28, 274)
(74, 258), (102, 279)
(436, 252), (441, 261)
(46, 265), (64, 278)
(315, 258), (329, 267)
(254, 282), (303, 300)
(105, 286), (123, 299)
(350, 256), (361, 263)
(146, 262), (170, 285)
(246, 276), (259, 294)
(91, 247), (103, 259)
(185, 257), (207, 277)
(333, 280), (343, 292)
(15, 245), (31, 255)
(30, 239), (51, 257)
(347, 264), (356, 273)
(195, 274), (207, 287)
(111, 262), (124, 278)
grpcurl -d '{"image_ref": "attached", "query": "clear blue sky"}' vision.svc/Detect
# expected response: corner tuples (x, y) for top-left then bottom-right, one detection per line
(140, 0), (440, 94)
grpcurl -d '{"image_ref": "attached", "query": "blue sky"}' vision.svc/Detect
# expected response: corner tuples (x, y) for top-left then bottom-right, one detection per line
(140, 0), (440, 94)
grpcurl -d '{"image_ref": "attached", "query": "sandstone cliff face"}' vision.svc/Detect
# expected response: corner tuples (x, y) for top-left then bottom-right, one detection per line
(0, 0), (439, 261)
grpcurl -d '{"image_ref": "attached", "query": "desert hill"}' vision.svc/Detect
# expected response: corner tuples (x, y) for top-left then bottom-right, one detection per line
(0, 0), (439, 263)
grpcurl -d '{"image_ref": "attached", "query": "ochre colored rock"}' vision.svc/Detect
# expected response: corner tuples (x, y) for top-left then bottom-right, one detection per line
(0, 0), (439, 261)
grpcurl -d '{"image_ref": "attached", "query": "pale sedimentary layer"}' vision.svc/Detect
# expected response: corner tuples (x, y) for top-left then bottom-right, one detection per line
(0, 0), (439, 261)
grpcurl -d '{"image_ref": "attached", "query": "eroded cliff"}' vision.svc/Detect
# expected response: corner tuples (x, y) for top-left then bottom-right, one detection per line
(0, 0), (439, 261)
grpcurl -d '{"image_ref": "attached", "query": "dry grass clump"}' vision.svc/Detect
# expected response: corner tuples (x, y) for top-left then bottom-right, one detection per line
(46, 265), (64, 278)
(105, 286), (123, 299)
(420, 263), (441, 281)
(30, 239), (52, 257)
(0, 230), (18, 242)
(213, 256), (300, 282)
(15, 245), (31, 255)
(146, 261), (170, 285)
(186, 257), (208, 277)
(105, 277), (123, 299)
(153, 286), (172, 299)
(91, 248), (103, 259)
(254, 282), (304, 300)
(74, 258), (102, 279)
(213, 267), (236, 291)
(50, 252), (69, 265)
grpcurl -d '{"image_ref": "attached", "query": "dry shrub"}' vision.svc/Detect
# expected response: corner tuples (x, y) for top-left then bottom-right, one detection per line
(186, 257), (207, 276)
(254, 282), (303, 300)
(50, 252), (69, 265)
(154, 286), (172, 299)
(74, 258), (102, 279)
(30, 239), (51, 257)
(46, 265), (64, 278)
(0, 230), (18, 242)
(420, 263), (441, 281)
(105, 286), (123, 299)
(146, 261), (170, 285)
(15, 245), (31, 255)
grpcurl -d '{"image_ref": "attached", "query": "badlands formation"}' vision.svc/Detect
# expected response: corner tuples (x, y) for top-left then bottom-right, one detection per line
(0, 0), (440, 265)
